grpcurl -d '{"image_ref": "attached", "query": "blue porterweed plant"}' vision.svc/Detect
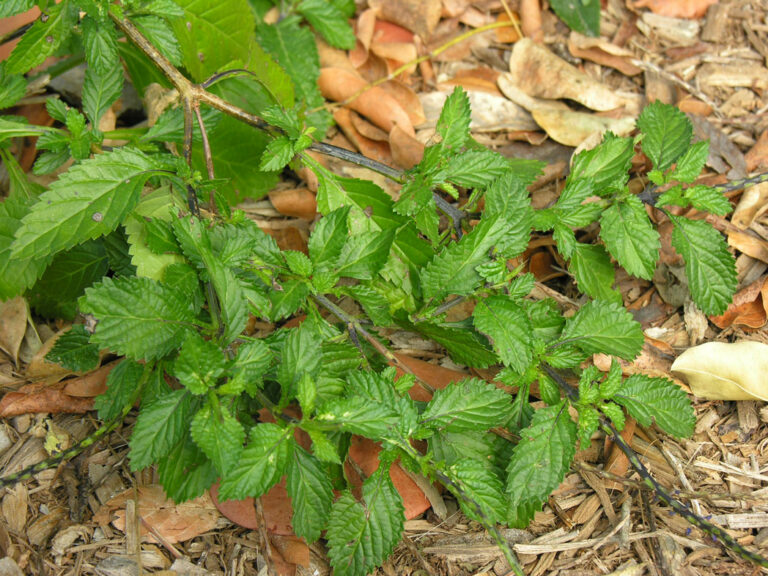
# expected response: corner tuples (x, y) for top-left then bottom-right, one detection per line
(1, 1), (767, 574)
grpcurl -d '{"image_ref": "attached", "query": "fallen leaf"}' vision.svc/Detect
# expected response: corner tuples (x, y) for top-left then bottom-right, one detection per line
(444, 67), (502, 96)
(62, 360), (119, 397)
(368, 0), (442, 39)
(494, 12), (522, 43)
(25, 329), (72, 381)
(732, 182), (768, 229)
(378, 80), (426, 126)
(389, 124), (424, 169)
(709, 276), (768, 330)
(261, 226), (307, 253)
(268, 188), (317, 221)
(633, 0), (717, 20)
(318, 68), (414, 135)
(603, 418), (637, 491)
(520, 0), (543, 42)
(95, 485), (219, 544)
(567, 32), (642, 76)
(270, 533), (310, 572)
(728, 229), (768, 264)
(746, 129), (768, 172)
(531, 108), (635, 147)
(333, 108), (394, 166)
(507, 38), (625, 112)
(209, 480), (294, 535)
(420, 89), (537, 132)
(350, 111), (389, 141)
(0, 297), (28, 367)
(672, 340), (768, 401)
(0, 381), (95, 417)
(391, 352), (468, 402)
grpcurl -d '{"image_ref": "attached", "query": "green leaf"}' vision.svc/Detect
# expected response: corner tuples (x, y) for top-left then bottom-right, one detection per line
(269, 279), (310, 321)
(473, 296), (532, 373)
(670, 140), (709, 183)
(287, 446), (334, 543)
(549, 0), (600, 35)
(430, 429), (495, 468)
(600, 402), (625, 431)
(448, 458), (505, 524)
(0, 0), (34, 18)
(81, 16), (119, 74)
(506, 402), (577, 527)
(0, 65), (26, 110)
(444, 149), (510, 189)
(316, 396), (399, 440)
(29, 238), (109, 320)
(260, 136), (295, 171)
(614, 374), (695, 437)
(158, 431), (218, 502)
(132, 15), (182, 66)
(94, 359), (144, 421)
(683, 185), (732, 216)
(256, 16), (330, 134)
(130, 389), (195, 470)
(297, 0), (356, 49)
(670, 216), (736, 315)
(599, 196), (660, 280)
(142, 0), (186, 18)
(226, 339), (272, 393)
(46, 325), (100, 373)
(484, 173), (533, 258)
(284, 250), (313, 277)
(83, 64), (124, 126)
(577, 406), (600, 449)
(327, 468), (404, 576)
(349, 370), (419, 439)
(276, 324), (322, 394)
(415, 321), (497, 369)
(190, 402), (245, 474)
(172, 332), (227, 395)
(6, 3), (76, 75)
(420, 378), (509, 433)
(336, 230), (395, 280)
(203, 248), (249, 343)
(437, 87), (471, 152)
(80, 276), (199, 361)
(0, 118), (52, 143)
(560, 300), (643, 360)
(637, 101), (692, 171)
(12, 147), (163, 262)
(0, 189), (49, 299)
(569, 243), (619, 302)
(344, 284), (392, 327)
(570, 132), (634, 192)
(217, 423), (293, 500)
(421, 215), (505, 302)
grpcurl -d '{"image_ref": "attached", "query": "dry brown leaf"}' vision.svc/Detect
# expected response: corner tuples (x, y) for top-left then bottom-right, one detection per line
(270, 534), (310, 573)
(507, 38), (624, 112)
(268, 188), (317, 221)
(262, 226), (307, 253)
(567, 32), (642, 76)
(520, 0), (543, 42)
(445, 67), (502, 96)
(746, 130), (768, 172)
(0, 381), (95, 417)
(672, 340), (768, 401)
(421, 89), (537, 132)
(709, 276), (768, 330)
(494, 12), (522, 43)
(531, 108), (635, 147)
(62, 360), (119, 397)
(350, 111), (389, 141)
(318, 68), (414, 135)
(634, 0), (718, 20)
(0, 297), (28, 367)
(378, 80), (426, 126)
(733, 181), (768, 229)
(333, 108), (395, 166)
(389, 124), (424, 169)
(391, 352), (467, 402)
(209, 480), (294, 535)
(25, 329), (72, 381)
(728, 229), (768, 264)
(96, 485), (218, 544)
(368, 0), (442, 39)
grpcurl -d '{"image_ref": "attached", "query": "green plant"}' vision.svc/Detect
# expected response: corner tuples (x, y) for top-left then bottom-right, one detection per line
(1, 1), (767, 574)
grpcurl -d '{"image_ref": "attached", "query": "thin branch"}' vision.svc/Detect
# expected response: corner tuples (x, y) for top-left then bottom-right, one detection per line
(309, 142), (404, 181)
(193, 104), (218, 213)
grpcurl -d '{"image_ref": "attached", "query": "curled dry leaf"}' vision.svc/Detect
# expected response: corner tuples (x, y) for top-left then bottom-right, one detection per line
(495, 12), (522, 43)
(672, 340), (768, 401)
(633, 0), (718, 20)
(318, 68), (414, 135)
(268, 188), (317, 221)
(520, 0), (543, 42)
(62, 360), (119, 397)
(0, 297), (28, 367)
(445, 67), (502, 96)
(532, 109), (635, 147)
(727, 229), (768, 264)
(95, 485), (219, 544)
(210, 480), (294, 535)
(507, 38), (624, 112)
(708, 276), (768, 330)
(0, 381), (95, 417)
(568, 32), (642, 76)
(389, 124), (425, 169)
(368, 0), (442, 39)
(333, 108), (394, 166)
(379, 80), (426, 126)
(746, 130), (768, 172)
(731, 182), (768, 229)
(420, 89), (537, 132)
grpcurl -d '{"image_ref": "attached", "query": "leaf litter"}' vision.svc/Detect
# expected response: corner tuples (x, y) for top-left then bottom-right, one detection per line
(3, 0), (768, 575)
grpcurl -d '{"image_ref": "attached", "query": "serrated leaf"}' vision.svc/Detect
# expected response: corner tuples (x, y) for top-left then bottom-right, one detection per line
(637, 101), (692, 172)
(448, 458), (505, 524)
(349, 370), (419, 439)
(614, 374), (694, 437)
(570, 132), (633, 192)
(297, 0), (356, 49)
(0, 0), (34, 18)
(227, 339), (272, 393)
(217, 423), (293, 501)
(670, 139), (708, 183)
(284, 250), (313, 277)
(287, 446), (334, 543)
(316, 396), (399, 439)
(143, 0), (186, 18)
(203, 250), (249, 343)
(327, 469), (404, 576)
(569, 243), (619, 302)
(415, 321), (498, 369)
(81, 276), (199, 361)
(484, 173), (533, 258)
(550, 0), (600, 35)
(132, 15), (182, 66)
(560, 300), (643, 360)
(599, 195), (660, 280)
(600, 402), (625, 431)
(81, 16), (119, 74)
(670, 216), (736, 315)
(12, 147), (163, 261)
(430, 429), (495, 468)
(269, 279), (310, 321)
(276, 324), (322, 395)
(190, 402), (245, 474)
(344, 284), (392, 326)
(83, 64), (124, 126)
(173, 332), (227, 394)
(6, 3), (76, 75)
(130, 389), (195, 470)
(308, 205), (349, 270)
(158, 431), (218, 502)
(420, 378), (509, 433)
(506, 402), (577, 527)
(577, 406), (600, 448)
(94, 359), (144, 421)
(473, 296), (532, 373)
(437, 87), (471, 152)
(0, 66), (26, 110)
(260, 136), (294, 171)
(336, 230), (395, 280)
(683, 185), (732, 216)
(444, 149), (510, 189)
(46, 325), (100, 373)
